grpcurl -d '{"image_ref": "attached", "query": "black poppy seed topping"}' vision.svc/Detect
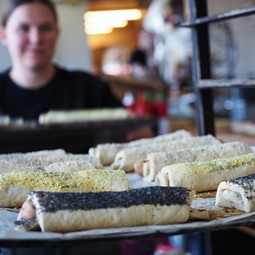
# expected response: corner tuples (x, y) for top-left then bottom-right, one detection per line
(229, 173), (255, 186)
(31, 186), (191, 213)
(227, 173), (255, 201)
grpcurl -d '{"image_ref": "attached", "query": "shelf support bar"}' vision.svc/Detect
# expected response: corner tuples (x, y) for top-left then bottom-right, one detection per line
(190, 0), (215, 136)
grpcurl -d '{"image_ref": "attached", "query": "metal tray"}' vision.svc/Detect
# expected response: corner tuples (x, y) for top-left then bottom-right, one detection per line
(0, 117), (156, 154)
(0, 208), (255, 247)
(1, 173), (255, 247)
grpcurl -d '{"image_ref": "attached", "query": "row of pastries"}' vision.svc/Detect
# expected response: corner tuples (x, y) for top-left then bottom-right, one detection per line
(0, 129), (255, 232)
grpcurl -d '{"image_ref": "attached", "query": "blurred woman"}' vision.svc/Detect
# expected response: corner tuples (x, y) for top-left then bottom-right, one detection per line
(0, 0), (122, 120)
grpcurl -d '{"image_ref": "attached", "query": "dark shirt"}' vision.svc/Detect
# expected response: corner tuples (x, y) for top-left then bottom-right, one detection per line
(0, 66), (122, 120)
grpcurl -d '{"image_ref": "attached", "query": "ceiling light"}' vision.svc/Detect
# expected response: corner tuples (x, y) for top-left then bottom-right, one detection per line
(84, 9), (142, 34)
(84, 9), (142, 22)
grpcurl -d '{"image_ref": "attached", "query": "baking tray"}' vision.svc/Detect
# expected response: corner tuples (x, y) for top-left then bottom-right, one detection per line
(1, 173), (255, 247)
(0, 117), (156, 154)
(1, 204), (255, 247)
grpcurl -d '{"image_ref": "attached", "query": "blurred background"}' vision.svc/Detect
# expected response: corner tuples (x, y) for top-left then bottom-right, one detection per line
(1, 0), (255, 141)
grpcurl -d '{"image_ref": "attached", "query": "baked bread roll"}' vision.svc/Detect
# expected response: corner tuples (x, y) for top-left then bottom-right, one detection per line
(89, 129), (192, 165)
(0, 151), (102, 174)
(0, 169), (128, 208)
(0, 149), (66, 161)
(215, 173), (255, 212)
(155, 153), (255, 192)
(43, 160), (96, 172)
(0, 149), (66, 174)
(142, 141), (252, 182)
(15, 186), (195, 232)
(39, 108), (133, 124)
(48, 154), (103, 169)
(0, 158), (44, 174)
(112, 135), (221, 172)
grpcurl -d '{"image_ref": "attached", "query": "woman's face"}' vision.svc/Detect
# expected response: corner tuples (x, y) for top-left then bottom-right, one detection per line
(0, 3), (59, 72)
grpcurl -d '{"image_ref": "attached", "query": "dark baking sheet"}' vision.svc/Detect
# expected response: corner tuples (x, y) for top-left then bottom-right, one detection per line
(0, 117), (156, 154)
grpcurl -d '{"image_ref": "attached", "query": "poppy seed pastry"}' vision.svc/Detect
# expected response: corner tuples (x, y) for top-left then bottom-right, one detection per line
(216, 173), (255, 212)
(15, 186), (195, 232)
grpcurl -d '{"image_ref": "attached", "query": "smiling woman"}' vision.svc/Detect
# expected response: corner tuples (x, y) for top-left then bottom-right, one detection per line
(0, 2), (59, 89)
(0, 0), (125, 121)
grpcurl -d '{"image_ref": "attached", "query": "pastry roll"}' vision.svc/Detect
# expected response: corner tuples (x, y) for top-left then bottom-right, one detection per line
(89, 129), (192, 165)
(143, 141), (252, 182)
(156, 153), (255, 192)
(43, 160), (96, 172)
(0, 158), (43, 174)
(0, 149), (66, 161)
(55, 154), (103, 169)
(15, 186), (195, 232)
(38, 108), (133, 124)
(215, 173), (255, 212)
(0, 149), (66, 174)
(0, 152), (102, 174)
(88, 144), (124, 166)
(0, 169), (128, 208)
(112, 135), (221, 172)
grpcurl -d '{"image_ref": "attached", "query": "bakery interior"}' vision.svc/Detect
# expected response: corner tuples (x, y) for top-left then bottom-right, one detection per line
(86, 0), (255, 148)
(1, 0), (255, 150)
(1, 0), (255, 255)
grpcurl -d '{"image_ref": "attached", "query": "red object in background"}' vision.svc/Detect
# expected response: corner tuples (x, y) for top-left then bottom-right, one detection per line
(154, 91), (168, 118)
(123, 90), (168, 118)
(135, 91), (154, 117)
(154, 242), (178, 254)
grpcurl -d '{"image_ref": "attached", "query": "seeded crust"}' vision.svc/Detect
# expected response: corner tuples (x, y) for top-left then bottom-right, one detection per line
(15, 186), (195, 232)
(111, 135), (221, 172)
(0, 170), (128, 208)
(216, 173), (255, 212)
(0, 150), (102, 174)
(143, 141), (252, 182)
(89, 129), (192, 166)
(156, 153), (255, 192)
(43, 160), (96, 172)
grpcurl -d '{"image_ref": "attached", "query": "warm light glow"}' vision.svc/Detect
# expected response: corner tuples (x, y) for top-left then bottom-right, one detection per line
(84, 9), (142, 22)
(85, 20), (128, 34)
(86, 27), (113, 35)
(84, 9), (142, 35)
(85, 19), (128, 30)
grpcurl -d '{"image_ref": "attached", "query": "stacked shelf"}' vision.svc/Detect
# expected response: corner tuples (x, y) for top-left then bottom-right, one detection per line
(183, 0), (255, 135)
(182, 1), (255, 254)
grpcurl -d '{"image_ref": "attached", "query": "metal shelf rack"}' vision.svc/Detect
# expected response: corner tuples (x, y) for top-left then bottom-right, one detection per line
(184, 0), (255, 135)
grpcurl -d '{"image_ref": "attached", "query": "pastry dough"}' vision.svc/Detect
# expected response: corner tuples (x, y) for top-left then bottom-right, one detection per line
(156, 153), (255, 192)
(0, 158), (43, 174)
(38, 108), (134, 124)
(0, 149), (66, 161)
(143, 141), (252, 182)
(0, 151), (102, 174)
(215, 173), (255, 212)
(43, 160), (96, 172)
(0, 169), (128, 208)
(15, 186), (195, 232)
(112, 135), (221, 172)
(89, 129), (192, 165)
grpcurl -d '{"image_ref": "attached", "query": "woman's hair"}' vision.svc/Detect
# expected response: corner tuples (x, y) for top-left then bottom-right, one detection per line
(1, 0), (58, 26)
